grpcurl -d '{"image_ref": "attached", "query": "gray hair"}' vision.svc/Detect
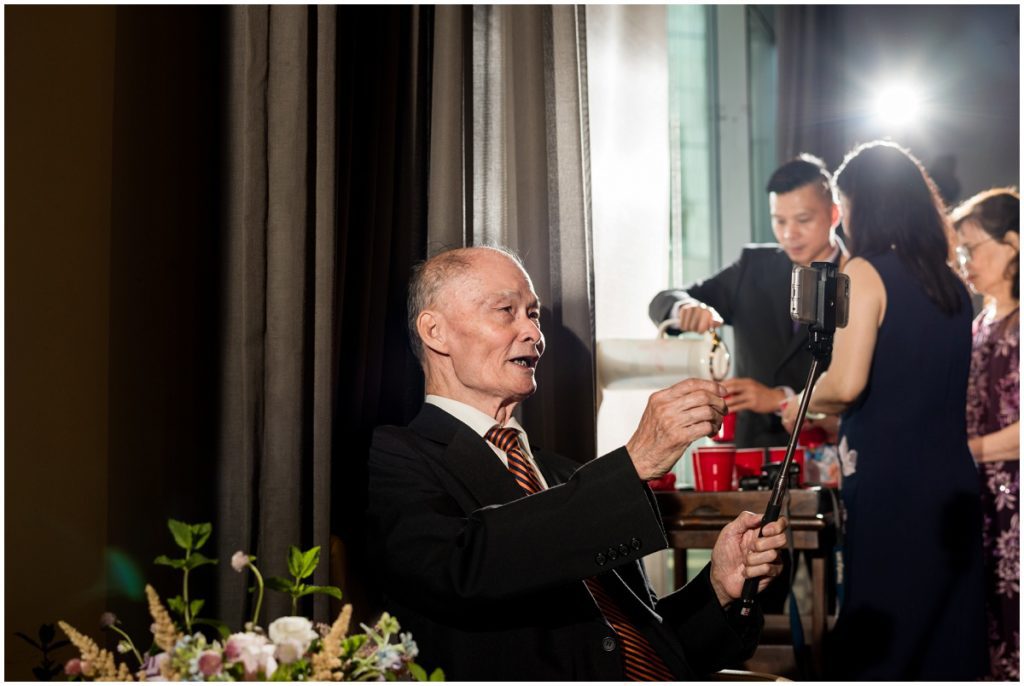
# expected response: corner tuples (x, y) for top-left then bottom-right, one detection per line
(407, 245), (525, 362)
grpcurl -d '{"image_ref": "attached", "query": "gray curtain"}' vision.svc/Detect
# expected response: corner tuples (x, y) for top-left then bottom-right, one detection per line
(428, 5), (597, 463)
(214, 4), (435, 628)
(776, 5), (846, 169)
(215, 5), (337, 625)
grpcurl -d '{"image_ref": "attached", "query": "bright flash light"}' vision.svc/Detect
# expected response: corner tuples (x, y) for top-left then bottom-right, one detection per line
(871, 83), (923, 128)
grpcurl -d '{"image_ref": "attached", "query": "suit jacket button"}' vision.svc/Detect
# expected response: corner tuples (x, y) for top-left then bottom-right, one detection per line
(630, 537), (642, 550)
(619, 543), (630, 556)
(595, 552), (607, 566)
(602, 636), (617, 652)
(607, 547), (619, 560)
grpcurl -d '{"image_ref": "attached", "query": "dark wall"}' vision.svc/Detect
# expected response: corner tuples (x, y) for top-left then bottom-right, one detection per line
(105, 5), (226, 636)
(6, 6), (116, 680)
(5, 7), (228, 677)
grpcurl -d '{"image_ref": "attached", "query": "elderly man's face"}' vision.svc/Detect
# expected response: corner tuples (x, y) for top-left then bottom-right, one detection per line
(438, 251), (545, 411)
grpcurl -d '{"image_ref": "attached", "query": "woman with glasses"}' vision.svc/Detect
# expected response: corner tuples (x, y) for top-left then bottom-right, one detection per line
(951, 188), (1019, 681)
(782, 141), (986, 679)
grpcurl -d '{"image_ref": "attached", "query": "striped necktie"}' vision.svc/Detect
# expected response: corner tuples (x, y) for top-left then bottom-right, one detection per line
(484, 426), (674, 682)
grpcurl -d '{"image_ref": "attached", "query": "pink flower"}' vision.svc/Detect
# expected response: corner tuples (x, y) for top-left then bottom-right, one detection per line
(142, 653), (169, 680)
(198, 650), (223, 677)
(231, 551), (250, 572)
(64, 658), (82, 676)
(225, 632), (277, 679)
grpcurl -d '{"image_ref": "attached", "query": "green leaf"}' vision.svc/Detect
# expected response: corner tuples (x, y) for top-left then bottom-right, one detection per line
(189, 599), (205, 617)
(183, 552), (218, 571)
(408, 663), (427, 682)
(287, 546), (304, 578)
(265, 576), (294, 593)
(167, 519), (193, 551)
(192, 618), (231, 640)
(39, 624), (56, 646)
(14, 632), (41, 650)
(154, 555), (187, 570)
(296, 585), (343, 600)
(299, 546), (321, 580)
(339, 634), (367, 658)
(191, 523), (213, 550)
(429, 667), (445, 681)
(167, 596), (187, 615)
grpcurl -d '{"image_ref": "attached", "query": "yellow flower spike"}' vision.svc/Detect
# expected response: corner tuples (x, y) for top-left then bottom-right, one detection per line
(58, 621), (132, 681)
(145, 584), (183, 654)
(310, 604), (353, 681)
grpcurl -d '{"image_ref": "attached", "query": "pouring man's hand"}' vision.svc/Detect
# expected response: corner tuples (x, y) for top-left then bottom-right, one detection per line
(709, 512), (789, 606)
(676, 302), (724, 333)
(722, 378), (787, 414)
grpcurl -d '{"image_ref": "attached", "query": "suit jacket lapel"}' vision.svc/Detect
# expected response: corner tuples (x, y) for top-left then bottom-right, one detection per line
(409, 404), (529, 507)
(776, 321), (809, 375)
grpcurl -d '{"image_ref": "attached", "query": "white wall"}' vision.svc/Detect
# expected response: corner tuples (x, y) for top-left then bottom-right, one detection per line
(587, 4), (675, 594)
(587, 5), (670, 460)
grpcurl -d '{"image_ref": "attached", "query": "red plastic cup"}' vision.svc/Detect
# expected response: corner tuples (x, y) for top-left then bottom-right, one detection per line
(713, 411), (737, 443)
(647, 472), (677, 492)
(798, 426), (828, 449)
(693, 446), (736, 492)
(734, 448), (765, 487)
(768, 446), (805, 486)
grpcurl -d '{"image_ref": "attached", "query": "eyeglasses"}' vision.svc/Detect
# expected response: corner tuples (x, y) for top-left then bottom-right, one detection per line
(955, 237), (996, 266)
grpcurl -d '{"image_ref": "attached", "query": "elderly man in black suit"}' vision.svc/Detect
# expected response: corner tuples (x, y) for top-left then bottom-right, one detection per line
(649, 155), (841, 449)
(367, 246), (789, 680)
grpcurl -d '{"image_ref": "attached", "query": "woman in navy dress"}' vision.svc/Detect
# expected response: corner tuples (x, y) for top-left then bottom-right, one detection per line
(783, 141), (987, 679)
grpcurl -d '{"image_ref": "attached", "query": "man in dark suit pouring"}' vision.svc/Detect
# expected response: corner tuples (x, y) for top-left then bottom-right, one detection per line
(650, 155), (842, 449)
(367, 245), (789, 680)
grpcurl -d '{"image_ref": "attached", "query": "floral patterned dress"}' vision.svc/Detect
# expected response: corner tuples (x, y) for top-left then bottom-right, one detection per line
(967, 306), (1020, 681)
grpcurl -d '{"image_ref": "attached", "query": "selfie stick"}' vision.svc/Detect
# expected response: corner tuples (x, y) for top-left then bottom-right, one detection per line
(738, 264), (840, 619)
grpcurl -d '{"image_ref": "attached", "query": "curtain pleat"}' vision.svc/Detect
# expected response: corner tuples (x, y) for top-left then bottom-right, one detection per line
(428, 5), (596, 463)
(776, 6), (846, 168)
(217, 5), (337, 625)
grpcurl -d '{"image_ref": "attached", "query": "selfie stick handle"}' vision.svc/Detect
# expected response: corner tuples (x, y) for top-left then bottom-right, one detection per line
(738, 356), (822, 618)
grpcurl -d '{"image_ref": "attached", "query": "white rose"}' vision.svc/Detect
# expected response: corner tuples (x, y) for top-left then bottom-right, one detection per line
(268, 617), (318, 664)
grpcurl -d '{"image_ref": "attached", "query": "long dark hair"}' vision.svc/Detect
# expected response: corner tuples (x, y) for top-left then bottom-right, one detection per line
(835, 141), (963, 315)
(950, 188), (1020, 301)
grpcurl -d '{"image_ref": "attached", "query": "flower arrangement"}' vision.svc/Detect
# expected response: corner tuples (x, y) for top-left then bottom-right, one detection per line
(57, 519), (443, 682)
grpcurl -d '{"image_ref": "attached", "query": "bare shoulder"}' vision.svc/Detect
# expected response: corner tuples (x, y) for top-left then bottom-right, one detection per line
(842, 257), (887, 322)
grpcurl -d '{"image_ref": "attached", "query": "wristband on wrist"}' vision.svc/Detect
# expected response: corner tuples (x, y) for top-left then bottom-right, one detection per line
(775, 386), (796, 415)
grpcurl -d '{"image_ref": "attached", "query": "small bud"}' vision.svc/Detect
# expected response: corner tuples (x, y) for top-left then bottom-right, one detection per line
(198, 650), (223, 677)
(64, 658), (83, 676)
(231, 551), (250, 572)
(100, 612), (118, 628)
(117, 640), (131, 654)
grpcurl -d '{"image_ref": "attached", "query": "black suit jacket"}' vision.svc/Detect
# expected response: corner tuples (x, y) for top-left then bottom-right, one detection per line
(649, 245), (824, 448)
(366, 403), (760, 680)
